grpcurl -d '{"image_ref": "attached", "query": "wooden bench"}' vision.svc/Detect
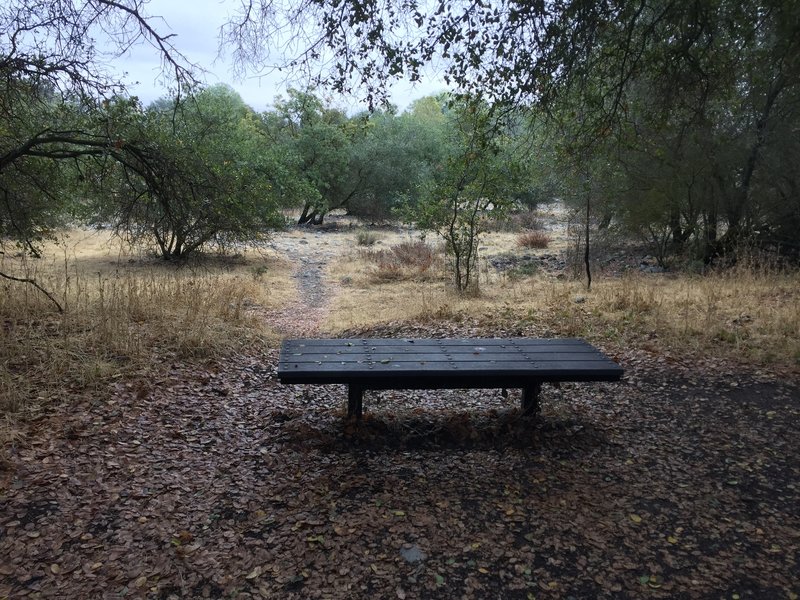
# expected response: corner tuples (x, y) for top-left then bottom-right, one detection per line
(277, 338), (623, 418)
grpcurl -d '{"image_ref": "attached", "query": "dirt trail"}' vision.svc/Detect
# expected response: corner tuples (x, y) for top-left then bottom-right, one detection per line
(263, 230), (348, 336)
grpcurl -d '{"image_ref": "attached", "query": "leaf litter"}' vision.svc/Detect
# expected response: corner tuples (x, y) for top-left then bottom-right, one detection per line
(1, 323), (797, 599)
(1, 241), (798, 599)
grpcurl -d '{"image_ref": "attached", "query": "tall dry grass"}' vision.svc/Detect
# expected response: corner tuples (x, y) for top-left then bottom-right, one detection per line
(358, 240), (442, 282)
(517, 230), (551, 249)
(544, 267), (799, 368)
(586, 267), (800, 366)
(0, 230), (292, 425)
(328, 247), (800, 371)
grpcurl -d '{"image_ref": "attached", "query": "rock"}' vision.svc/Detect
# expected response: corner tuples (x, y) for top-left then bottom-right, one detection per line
(400, 544), (427, 564)
(574, 295), (586, 304)
(639, 264), (666, 273)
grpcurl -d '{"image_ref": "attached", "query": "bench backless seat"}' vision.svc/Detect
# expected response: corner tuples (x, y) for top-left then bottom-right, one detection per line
(277, 338), (623, 418)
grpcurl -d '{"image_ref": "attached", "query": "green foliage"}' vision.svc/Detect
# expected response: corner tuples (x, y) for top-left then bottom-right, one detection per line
(412, 96), (530, 292)
(270, 89), (358, 225)
(346, 99), (451, 221)
(0, 82), (103, 254)
(92, 86), (291, 259)
(0, 0), (192, 257)
(226, 0), (800, 266)
(4, 0), (800, 276)
(547, 0), (800, 264)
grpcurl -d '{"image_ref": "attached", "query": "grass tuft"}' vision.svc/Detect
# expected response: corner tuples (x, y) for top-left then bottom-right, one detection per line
(517, 231), (551, 249)
(355, 230), (379, 246)
(359, 240), (440, 282)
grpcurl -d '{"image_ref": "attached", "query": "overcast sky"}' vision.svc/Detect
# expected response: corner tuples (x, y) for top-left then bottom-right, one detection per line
(116, 0), (446, 113)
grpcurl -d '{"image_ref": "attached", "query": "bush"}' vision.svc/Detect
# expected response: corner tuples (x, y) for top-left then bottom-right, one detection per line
(390, 241), (436, 269)
(491, 211), (546, 232)
(360, 240), (439, 281)
(356, 230), (379, 246)
(517, 231), (550, 249)
(513, 211), (546, 231)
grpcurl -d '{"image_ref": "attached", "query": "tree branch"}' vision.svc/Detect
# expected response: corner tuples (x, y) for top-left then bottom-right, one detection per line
(0, 270), (63, 313)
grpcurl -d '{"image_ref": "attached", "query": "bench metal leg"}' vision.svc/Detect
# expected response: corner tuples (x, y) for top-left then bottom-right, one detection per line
(521, 382), (542, 416)
(348, 384), (364, 419)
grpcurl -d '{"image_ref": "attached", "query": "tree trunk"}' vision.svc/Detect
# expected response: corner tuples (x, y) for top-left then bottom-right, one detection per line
(298, 203), (327, 225)
(585, 189), (592, 291)
(702, 209), (718, 263)
(297, 203), (315, 225)
(669, 206), (688, 249)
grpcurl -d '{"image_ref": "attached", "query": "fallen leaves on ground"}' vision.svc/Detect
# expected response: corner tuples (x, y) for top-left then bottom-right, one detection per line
(1, 319), (798, 599)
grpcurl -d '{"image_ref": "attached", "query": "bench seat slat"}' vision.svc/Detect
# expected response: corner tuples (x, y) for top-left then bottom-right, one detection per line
(285, 338), (593, 348)
(279, 372), (621, 386)
(277, 337), (623, 417)
(285, 346), (600, 356)
(279, 361), (620, 374)
(284, 353), (601, 362)
(279, 339), (622, 381)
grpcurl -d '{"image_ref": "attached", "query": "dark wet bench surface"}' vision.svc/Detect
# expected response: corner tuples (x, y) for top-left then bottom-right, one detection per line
(277, 338), (624, 418)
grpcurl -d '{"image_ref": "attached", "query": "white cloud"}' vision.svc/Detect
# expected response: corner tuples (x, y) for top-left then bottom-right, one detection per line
(113, 0), (446, 113)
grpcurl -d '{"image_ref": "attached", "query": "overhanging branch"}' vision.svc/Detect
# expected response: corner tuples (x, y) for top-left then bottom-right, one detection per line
(0, 270), (63, 313)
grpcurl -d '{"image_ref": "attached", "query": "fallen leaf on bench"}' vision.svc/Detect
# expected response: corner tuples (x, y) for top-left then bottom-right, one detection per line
(629, 514), (642, 523)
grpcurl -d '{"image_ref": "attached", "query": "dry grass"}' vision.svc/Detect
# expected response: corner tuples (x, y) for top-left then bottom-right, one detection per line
(355, 229), (380, 246)
(558, 268), (799, 368)
(356, 240), (443, 283)
(329, 239), (530, 331)
(328, 280), (454, 329)
(480, 230), (569, 255)
(588, 268), (800, 366)
(510, 210), (546, 231)
(517, 230), (551, 249)
(0, 229), (293, 427)
(328, 248), (800, 371)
